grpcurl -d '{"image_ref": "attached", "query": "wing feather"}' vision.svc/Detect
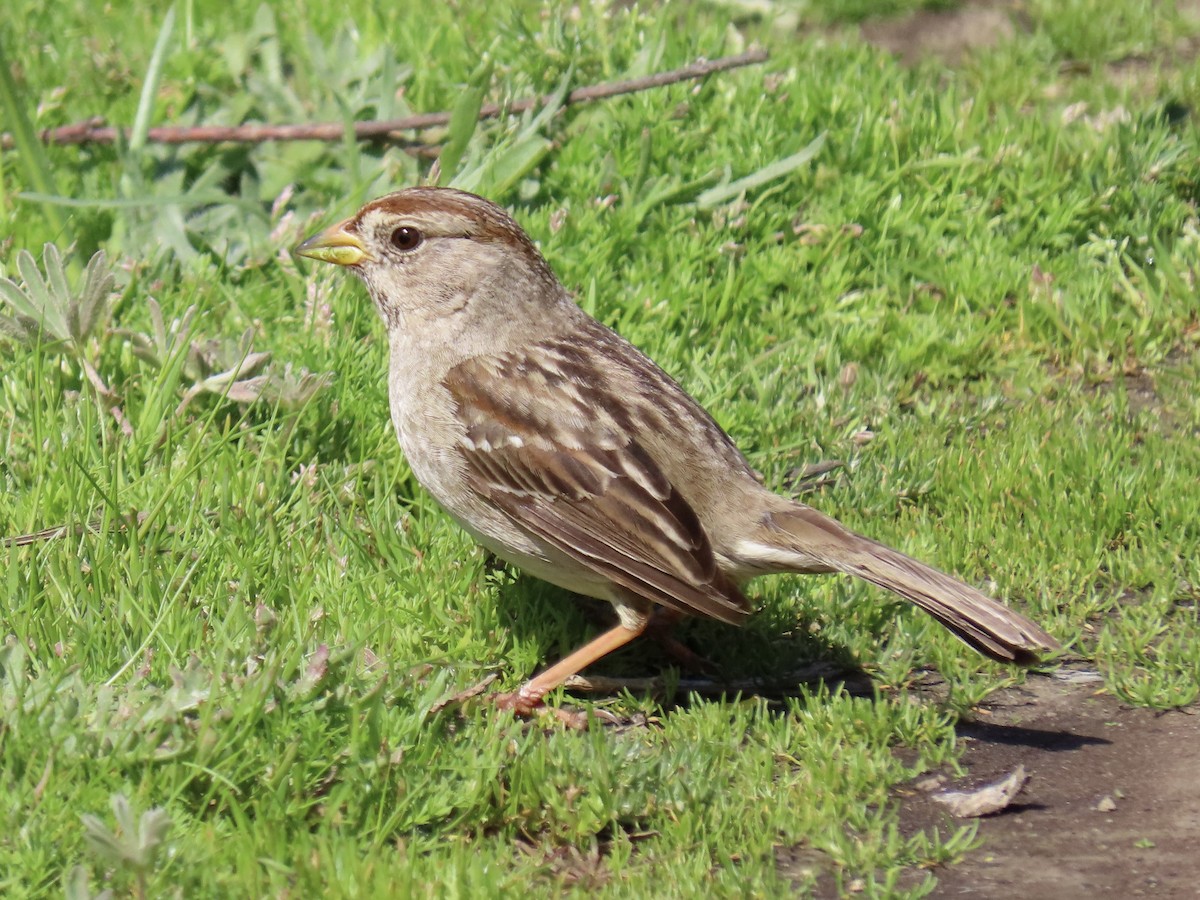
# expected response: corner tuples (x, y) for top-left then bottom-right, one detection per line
(445, 351), (750, 625)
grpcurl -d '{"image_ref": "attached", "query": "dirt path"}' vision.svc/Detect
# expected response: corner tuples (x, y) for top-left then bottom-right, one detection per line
(847, 3), (1200, 892)
(898, 676), (1200, 898)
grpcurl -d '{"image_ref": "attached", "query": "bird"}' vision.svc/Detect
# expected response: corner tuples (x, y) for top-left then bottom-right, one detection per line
(296, 186), (1059, 713)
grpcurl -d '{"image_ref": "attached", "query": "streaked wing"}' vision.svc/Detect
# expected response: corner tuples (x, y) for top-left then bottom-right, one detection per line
(444, 349), (750, 625)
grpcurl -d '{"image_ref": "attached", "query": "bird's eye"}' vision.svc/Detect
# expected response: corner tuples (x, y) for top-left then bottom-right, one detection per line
(390, 226), (423, 252)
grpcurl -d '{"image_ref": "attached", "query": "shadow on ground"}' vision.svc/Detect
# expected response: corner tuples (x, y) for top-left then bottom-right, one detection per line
(897, 675), (1200, 897)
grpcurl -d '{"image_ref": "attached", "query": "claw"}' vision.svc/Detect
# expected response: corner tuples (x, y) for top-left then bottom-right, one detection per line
(492, 691), (599, 728)
(492, 690), (544, 717)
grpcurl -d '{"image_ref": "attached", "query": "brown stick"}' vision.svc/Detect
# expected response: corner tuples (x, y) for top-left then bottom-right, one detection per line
(2, 512), (147, 547)
(0, 509), (223, 547)
(4, 50), (768, 150)
(560, 661), (868, 700)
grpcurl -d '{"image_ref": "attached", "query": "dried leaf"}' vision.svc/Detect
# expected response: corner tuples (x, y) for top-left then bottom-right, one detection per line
(933, 766), (1030, 817)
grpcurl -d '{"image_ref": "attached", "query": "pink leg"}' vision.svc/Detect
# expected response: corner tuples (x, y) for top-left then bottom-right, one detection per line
(495, 622), (647, 715)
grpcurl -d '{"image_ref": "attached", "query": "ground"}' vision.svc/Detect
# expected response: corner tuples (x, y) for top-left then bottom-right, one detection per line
(4, 0), (1199, 894)
(768, 671), (1200, 897)
(901, 677), (1200, 898)
(852, 3), (1200, 894)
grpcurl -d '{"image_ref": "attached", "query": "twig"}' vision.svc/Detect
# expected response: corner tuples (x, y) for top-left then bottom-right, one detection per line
(561, 661), (870, 699)
(782, 458), (846, 495)
(2, 511), (148, 548)
(3, 50), (768, 149)
(0, 509), (222, 547)
(428, 674), (499, 716)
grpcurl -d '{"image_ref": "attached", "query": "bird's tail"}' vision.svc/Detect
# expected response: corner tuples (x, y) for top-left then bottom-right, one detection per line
(759, 504), (1059, 664)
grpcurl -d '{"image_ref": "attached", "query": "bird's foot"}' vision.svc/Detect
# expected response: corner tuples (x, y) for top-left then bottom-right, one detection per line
(491, 689), (543, 717)
(491, 690), (614, 729)
(431, 677), (605, 729)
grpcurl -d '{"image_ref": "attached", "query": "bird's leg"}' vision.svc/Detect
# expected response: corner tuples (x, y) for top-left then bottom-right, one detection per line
(643, 609), (720, 675)
(494, 621), (647, 716)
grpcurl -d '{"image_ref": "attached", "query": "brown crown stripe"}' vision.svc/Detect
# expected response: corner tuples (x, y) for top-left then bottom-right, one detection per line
(362, 187), (542, 251)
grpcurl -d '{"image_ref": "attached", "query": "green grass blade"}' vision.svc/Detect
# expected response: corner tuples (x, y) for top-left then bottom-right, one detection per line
(130, 5), (177, 153)
(0, 43), (67, 237)
(17, 191), (247, 209)
(696, 131), (826, 209)
(437, 56), (494, 186)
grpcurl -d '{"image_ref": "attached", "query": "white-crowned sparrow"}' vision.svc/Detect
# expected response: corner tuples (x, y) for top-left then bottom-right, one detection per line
(297, 187), (1058, 712)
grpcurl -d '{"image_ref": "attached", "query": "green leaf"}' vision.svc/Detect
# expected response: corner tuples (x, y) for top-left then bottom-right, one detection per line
(130, 6), (178, 153)
(438, 55), (495, 186)
(0, 263), (44, 323)
(0, 245), (115, 348)
(75, 251), (116, 340)
(16, 191), (234, 209)
(695, 131), (827, 209)
(452, 66), (573, 197)
(458, 136), (552, 198)
(16, 248), (68, 339)
(0, 43), (66, 236)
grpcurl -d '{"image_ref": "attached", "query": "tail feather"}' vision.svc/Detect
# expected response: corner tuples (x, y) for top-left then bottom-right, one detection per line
(836, 539), (1058, 664)
(765, 506), (1059, 664)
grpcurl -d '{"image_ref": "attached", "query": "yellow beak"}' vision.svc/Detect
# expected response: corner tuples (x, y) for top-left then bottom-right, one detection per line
(295, 219), (371, 266)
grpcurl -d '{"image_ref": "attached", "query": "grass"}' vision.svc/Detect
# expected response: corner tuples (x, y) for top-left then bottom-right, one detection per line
(2, 0), (1199, 895)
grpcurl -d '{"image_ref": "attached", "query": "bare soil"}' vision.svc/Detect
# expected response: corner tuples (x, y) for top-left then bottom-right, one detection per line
(898, 676), (1200, 898)
(797, 4), (1200, 895)
(859, 1), (1018, 66)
